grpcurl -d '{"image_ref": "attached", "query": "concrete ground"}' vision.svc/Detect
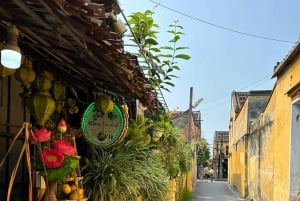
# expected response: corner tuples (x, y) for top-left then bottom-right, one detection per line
(192, 180), (246, 201)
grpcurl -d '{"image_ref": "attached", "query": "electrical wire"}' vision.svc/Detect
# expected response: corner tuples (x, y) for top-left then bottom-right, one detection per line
(200, 74), (272, 108)
(148, 0), (297, 44)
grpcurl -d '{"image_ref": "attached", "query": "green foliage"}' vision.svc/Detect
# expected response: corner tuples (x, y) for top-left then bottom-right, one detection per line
(82, 145), (168, 201)
(36, 153), (80, 182)
(160, 125), (191, 178)
(82, 112), (191, 200)
(125, 115), (154, 148)
(246, 196), (253, 201)
(180, 188), (192, 201)
(196, 139), (211, 167)
(128, 10), (191, 92)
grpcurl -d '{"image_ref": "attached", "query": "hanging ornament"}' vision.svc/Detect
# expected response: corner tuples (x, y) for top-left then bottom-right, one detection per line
(27, 92), (56, 126)
(14, 57), (36, 84)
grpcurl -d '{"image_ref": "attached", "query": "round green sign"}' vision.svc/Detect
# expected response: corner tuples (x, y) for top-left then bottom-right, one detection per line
(81, 102), (127, 149)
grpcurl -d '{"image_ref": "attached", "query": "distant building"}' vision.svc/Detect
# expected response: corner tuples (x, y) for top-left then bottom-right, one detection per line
(213, 131), (229, 179)
(171, 111), (202, 141)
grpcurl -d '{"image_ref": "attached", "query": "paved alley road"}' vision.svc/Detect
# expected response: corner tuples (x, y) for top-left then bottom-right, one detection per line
(192, 180), (245, 201)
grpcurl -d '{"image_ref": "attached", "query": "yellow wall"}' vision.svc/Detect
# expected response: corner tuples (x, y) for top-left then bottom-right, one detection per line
(230, 47), (300, 201)
(229, 99), (249, 197)
(273, 55), (300, 201)
(253, 53), (300, 201)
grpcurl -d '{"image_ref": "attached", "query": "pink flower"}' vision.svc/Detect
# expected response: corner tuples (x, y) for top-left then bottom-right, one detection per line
(42, 149), (64, 168)
(30, 128), (51, 142)
(57, 118), (67, 133)
(53, 140), (76, 156)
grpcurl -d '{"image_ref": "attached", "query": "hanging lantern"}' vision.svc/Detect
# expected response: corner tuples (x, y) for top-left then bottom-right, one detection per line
(14, 57), (36, 84)
(52, 81), (66, 101)
(94, 95), (114, 114)
(34, 74), (52, 92)
(27, 92), (56, 126)
(0, 64), (15, 79)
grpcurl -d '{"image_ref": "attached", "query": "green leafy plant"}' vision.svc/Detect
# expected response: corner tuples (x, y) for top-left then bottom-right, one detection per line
(128, 10), (191, 92)
(180, 188), (192, 201)
(125, 114), (154, 148)
(196, 139), (211, 167)
(159, 125), (191, 178)
(245, 196), (253, 201)
(82, 144), (168, 201)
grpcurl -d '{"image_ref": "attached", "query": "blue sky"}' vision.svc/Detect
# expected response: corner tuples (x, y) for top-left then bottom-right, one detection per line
(119, 0), (300, 149)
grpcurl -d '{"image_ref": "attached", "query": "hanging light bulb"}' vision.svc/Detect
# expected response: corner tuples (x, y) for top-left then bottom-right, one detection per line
(1, 25), (22, 69)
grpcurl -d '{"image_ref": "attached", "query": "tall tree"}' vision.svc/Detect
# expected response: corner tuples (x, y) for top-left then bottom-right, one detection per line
(196, 139), (210, 167)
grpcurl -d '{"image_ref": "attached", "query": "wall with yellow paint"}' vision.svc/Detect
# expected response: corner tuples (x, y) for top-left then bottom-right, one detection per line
(249, 46), (300, 201)
(229, 91), (272, 198)
(229, 98), (249, 197)
(230, 42), (300, 201)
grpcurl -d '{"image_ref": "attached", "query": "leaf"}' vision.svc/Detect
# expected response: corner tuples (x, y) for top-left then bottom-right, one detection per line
(159, 54), (173, 58)
(171, 65), (181, 70)
(145, 38), (159, 46)
(175, 54), (191, 60)
(160, 46), (173, 50)
(149, 47), (161, 52)
(176, 46), (189, 50)
(169, 35), (180, 43)
(163, 82), (175, 87)
(166, 68), (173, 73)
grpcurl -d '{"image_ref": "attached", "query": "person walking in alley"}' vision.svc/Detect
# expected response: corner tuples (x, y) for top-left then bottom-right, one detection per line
(203, 167), (210, 182)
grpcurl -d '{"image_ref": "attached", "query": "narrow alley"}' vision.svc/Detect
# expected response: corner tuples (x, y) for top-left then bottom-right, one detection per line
(192, 180), (246, 201)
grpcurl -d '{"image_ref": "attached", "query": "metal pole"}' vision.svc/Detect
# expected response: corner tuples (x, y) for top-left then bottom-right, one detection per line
(217, 143), (220, 179)
(220, 133), (223, 179)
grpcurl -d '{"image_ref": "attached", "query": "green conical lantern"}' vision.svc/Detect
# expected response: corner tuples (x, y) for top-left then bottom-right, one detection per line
(27, 91), (56, 126)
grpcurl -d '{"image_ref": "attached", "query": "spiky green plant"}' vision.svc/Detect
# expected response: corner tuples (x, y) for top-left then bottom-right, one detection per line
(82, 144), (168, 201)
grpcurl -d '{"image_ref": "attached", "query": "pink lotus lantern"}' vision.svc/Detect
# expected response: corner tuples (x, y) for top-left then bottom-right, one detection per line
(41, 149), (64, 168)
(30, 127), (51, 142)
(53, 139), (76, 156)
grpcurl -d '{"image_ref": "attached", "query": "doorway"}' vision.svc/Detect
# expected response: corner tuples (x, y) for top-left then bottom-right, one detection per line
(290, 98), (300, 196)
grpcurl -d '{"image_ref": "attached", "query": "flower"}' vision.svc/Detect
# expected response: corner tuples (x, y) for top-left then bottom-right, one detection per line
(42, 149), (65, 168)
(57, 118), (67, 133)
(33, 119), (80, 181)
(30, 127), (51, 142)
(53, 139), (76, 156)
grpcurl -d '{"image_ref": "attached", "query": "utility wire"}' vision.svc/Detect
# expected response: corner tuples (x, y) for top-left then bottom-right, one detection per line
(201, 74), (272, 106)
(148, 0), (297, 44)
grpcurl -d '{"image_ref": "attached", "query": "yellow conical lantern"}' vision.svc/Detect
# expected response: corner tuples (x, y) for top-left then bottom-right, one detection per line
(14, 57), (36, 84)
(33, 74), (52, 92)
